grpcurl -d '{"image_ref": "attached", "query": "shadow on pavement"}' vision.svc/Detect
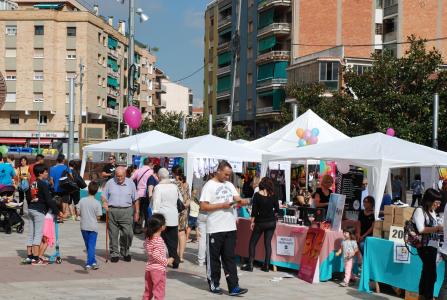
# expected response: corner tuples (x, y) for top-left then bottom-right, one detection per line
(167, 270), (209, 292)
(94, 249), (147, 263)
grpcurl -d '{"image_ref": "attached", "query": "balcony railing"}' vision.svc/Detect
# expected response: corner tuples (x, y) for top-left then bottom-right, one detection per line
(107, 68), (120, 78)
(256, 78), (287, 89)
(107, 87), (120, 98)
(257, 23), (291, 38)
(256, 50), (290, 64)
(384, 3), (398, 17)
(218, 15), (231, 29)
(216, 113), (230, 121)
(106, 107), (118, 116)
(108, 49), (119, 59)
(216, 90), (231, 99)
(217, 65), (231, 76)
(258, 0), (291, 11)
(218, 41), (231, 52)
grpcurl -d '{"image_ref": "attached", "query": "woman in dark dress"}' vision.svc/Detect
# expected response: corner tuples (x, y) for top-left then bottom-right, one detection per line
(358, 196), (375, 254)
(313, 175), (333, 208)
(241, 177), (280, 272)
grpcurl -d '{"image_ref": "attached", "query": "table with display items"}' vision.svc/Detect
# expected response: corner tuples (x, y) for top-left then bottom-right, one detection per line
(359, 237), (445, 296)
(235, 218), (360, 282)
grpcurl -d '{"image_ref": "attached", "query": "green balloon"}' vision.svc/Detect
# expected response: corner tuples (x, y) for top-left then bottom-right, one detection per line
(0, 145), (8, 155)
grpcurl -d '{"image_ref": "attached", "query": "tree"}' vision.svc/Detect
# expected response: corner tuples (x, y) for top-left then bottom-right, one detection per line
(286, 36), (447, 149)
(140, 111), (183, 138)
(186, 115), (211, 138)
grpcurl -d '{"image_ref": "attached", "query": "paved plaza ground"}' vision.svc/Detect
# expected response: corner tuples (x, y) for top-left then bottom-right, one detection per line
(0, 212), (400, 300)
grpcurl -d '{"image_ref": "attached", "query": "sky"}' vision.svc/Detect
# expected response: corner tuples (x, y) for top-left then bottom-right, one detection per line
(81, 0), (209, 107)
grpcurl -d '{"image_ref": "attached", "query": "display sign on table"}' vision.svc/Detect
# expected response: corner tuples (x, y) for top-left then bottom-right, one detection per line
(276, 236), (295, 256)
(298, 228), (326, 283)
(326, 193), (346, 231)
(393, 243), (411, 264)
(389, 226), (405, 244)
(336, 167), (364, 211)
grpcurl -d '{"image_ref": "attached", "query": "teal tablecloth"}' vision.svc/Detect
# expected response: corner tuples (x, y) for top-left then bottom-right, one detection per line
(359, 237), (445, 296)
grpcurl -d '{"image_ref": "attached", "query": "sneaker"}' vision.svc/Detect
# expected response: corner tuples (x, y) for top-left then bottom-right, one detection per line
(23, 257), (32, 264)
(32, 258), (48, 266)
(209, 286), (223, 295)
(84, 265), (92, 271)
(92, 263), (99, 270)
(110, 256), (119, 263)
(76, 216), (81, 221)
(229, 286), (248, 296)
(123, 255), (132, 262)
(339, 282), (348, 287)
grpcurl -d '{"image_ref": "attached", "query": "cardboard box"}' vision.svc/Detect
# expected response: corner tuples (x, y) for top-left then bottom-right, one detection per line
(395, 207), (415, 220)
(374, 220), (383, 230)
(405, 290), (419, 300)
(384, 214), (394, 224)
(373, 228), (383, 238)
(383, 221), (392, 232)
(384, 205), (395, 216)
(393, 215), (407, 226)
(383, 231), (390, 239)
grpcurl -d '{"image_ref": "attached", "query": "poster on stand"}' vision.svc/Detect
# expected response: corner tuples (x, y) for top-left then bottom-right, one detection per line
(298, 228), (326, 283)
(326, 193), (346, 231)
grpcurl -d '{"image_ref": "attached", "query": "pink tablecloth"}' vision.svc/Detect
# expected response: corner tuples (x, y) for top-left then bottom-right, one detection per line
(235, 218), (347, 271)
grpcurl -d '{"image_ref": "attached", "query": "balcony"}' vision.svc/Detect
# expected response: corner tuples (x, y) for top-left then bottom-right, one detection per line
(256, 106), (280, 116)
(257, 23), (291, 38)
(216, 113), (230, 121)
(258, 0), (291, 12)
(106, 107), (118, 116)
(256, 50), (290, 64)
(384, 3), (398, 17)
(216, 90), (231, 99)
(218, 41), (231, 53)
(108, 49), (119, 59)
(107, 68), (120, 78)
(107, 87), (120, 98)
(256, 78), (287, 90)
(155, 99), (166, 108)
(154, 82), (167, 93)
(218, 15), (231, 30)
(217, 65), (231, 76)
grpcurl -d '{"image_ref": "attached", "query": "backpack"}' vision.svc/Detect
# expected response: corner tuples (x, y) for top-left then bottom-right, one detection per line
(404, 207), (432, 254)
(59, 168), (79, 194)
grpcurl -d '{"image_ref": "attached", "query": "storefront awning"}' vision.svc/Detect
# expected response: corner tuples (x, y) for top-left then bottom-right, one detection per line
(0, 138), (26, 145)
(29, 139), (52, 146)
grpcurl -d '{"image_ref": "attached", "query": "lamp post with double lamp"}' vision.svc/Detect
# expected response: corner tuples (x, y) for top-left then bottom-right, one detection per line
(116, 0), (148, 135)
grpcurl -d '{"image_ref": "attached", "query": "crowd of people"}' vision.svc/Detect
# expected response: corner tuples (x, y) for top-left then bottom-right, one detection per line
(4, 151), (447, 299)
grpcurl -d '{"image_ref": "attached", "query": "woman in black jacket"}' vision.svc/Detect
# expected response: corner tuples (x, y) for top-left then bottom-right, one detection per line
(68, 160), (86, 221)
(25, 164), (62, 265)
(241, 177), (280, 272)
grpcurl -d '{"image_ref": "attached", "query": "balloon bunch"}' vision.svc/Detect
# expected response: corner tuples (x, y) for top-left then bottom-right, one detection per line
(296, 127), (320, 147)
(123, 106), (142, 130)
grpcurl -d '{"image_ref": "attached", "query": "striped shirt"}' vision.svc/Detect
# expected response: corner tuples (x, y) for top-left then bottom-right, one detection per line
(144, 236), (168, 272)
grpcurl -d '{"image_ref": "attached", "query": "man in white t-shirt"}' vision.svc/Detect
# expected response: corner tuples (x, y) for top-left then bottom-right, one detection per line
(200, 160), (250, 296)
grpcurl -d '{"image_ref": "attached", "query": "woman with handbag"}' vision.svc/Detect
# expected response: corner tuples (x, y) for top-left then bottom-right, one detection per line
(151, 168), (183, 269)
(412, 188), (443, 300)
(16, 156), (31, 215)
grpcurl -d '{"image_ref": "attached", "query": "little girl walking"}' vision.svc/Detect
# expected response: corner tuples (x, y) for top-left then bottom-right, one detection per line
(336, 227), (359, 287)
(143, 213), (174, 300)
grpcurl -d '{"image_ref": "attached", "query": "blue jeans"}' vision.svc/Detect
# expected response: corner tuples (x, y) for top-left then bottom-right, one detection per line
(81, 230), (98, 266)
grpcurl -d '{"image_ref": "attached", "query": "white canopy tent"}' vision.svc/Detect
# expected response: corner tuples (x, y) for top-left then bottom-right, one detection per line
(264, 132), (447, 218)
(80, 130), (180, 177)
(246, 109), (349, 202)
(138, 134), (264, 189)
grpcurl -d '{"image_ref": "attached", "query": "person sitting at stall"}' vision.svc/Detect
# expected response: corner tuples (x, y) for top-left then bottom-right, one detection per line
(313, 175), (333, 208)
(379, 190), (393, 214)
(358, 196), (375, 254)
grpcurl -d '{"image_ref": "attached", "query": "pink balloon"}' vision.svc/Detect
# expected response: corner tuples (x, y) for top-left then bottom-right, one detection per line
(310, 136), (318, 145)
(304, 129), (312, 139)
(386, 128), (395, 136)
(123, 106), (142, 129)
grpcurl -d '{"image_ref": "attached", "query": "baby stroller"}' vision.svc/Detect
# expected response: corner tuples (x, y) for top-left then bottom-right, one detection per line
(0, 184), (25, 234)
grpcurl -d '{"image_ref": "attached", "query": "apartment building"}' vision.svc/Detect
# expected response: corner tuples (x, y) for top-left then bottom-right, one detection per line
(204, 0), (291, 137)
(0, 0), (156, 148)
(288, 0), (447, 94)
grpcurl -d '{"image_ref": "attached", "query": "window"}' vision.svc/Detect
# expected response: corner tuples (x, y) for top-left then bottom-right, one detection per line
(34, 25), (44, 36)
(67, 27), (76, 37)
(248, 21), (253, 33)
(66, 49), (76, 59)
(248, 0), (254, 7)
(6, 93), (16, 102)
(247, 47), (253, 59)
(33, 93), (44, 103)
(97, 53), (101, 64)
(97, 75), (102, 85)
(376, 0), (383, 8)
(383, 18), (395, 34)
(103, 36), (106, 46)
(247, 98), (253, 111)
(5, 25), (17, 36)
(148, 64), (153, 75)
(319, 62), (339, 81)
(353, 65), (371, 75)
(375, 23), (383, 35)
(34, 48), (44, 58)
(5, 48), (16, 57)
(38, 115), (48, 125)
(247, 72), (253, 84)
(66, 93), (70, 104)
(10, 114), (19, 125)
(5, 71), (16, 81)
(98, 32), (101, 43)
(66, 72), (76, 81)
(97, 96), (101, 107)
(34, 71), (44, 80)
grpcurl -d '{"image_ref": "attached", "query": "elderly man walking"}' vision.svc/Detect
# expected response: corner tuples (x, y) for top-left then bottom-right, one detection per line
(101, 166), (138, 263)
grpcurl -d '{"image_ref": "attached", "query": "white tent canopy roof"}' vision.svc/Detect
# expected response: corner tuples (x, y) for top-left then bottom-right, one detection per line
(265, 132), (447, 168)
(138, 134), (264, 162)
(248, 109), (349, 153)
(83, 130), (180, 154)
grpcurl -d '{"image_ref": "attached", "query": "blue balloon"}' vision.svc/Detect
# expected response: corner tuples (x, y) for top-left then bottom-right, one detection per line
(311, 128), (320, 137)
(298, 139), (306, 147)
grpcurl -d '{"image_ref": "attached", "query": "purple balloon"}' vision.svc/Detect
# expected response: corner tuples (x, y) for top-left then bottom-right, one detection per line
(304, 129), (312, 139)
(123, 106), (142, 129)
(386, 128), (395, 137)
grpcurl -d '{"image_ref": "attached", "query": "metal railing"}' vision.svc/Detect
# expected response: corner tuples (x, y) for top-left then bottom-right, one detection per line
(106, 107), (118, 116)
(216, 90), (231, 98)
(217, 65), (231, 76)
(256, 50), (290, 63)
(107, 68), (120, 78)
(257, 23), (291, 38)
(107, 87), (120, 98)
(256, 78), (287, 89)
(218, 15), (232, 29)
(258, 0), (291, 11)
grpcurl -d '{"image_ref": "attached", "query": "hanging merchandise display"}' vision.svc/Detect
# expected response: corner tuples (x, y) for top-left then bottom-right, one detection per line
(193, 158), (219, 178)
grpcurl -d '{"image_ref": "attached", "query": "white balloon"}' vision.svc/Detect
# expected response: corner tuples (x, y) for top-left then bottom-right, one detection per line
(337, 161), (350, 174)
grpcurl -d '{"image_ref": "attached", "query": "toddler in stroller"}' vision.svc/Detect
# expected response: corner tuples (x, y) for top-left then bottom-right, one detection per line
(0, 184), (24, 234)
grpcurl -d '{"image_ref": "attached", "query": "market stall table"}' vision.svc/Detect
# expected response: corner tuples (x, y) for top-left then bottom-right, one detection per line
(235, 218), (352, 282)
(359, 237), (445, 296)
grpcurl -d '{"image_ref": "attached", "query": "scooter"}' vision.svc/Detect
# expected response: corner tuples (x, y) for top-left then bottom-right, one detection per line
(48, 218), (62, 264)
